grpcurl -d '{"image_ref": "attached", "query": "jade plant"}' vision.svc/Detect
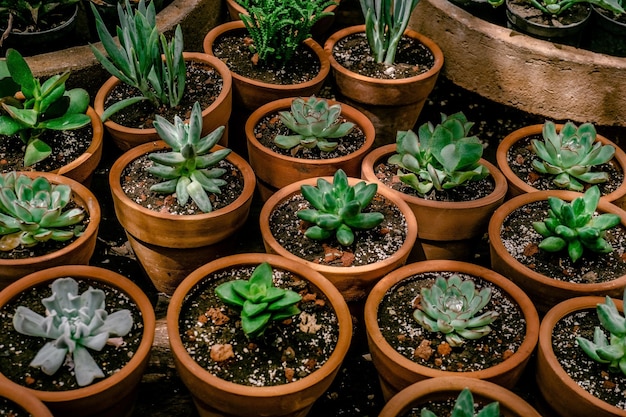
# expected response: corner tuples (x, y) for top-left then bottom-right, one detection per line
(215, 262), (302, 338)
(0, 48), (91, 166)
(531, 121), (616, 191)
(147, 101), (231, 213)
(297, 169), (384, 246)
(12, 277), (134, 387)
(532, 185), (621, 263)
(413, 275), (499, 347)
(237, 0), (335, 65)
(388, 112), (489, 195)
(576, 288), (626, 376)
(274, 96), (355, 152)
(0, 172), (85, 251)
(421, 387), (500, 417)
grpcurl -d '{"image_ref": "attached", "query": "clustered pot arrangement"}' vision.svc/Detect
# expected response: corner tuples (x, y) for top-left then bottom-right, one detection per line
(0, 264), (156, 417)
(246, 95), (376, 200)
(167, 252), (352, 417)
(361, 112), (507, 260)
(364, 259), (539, 400)
(260, 168), (418, 303)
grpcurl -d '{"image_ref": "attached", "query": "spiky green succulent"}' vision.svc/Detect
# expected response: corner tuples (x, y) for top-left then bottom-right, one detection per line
(274, 96), (355, 152)
(577, 288), (626, 376)
(12, 277), (134, 387)
(0, 172), (85, 251)
(388, 112), (489, 196)
(413, 275), (499, 347)
(297, 169), (384, 246)
(215, 262), (302, 338)
(532, 185), (621, 263)
(420, 387), (500, 417)
(147, 101), (231, 213)
(531, 121), (616, 191)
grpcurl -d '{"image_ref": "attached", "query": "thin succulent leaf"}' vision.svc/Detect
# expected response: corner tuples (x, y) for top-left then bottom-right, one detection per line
(568, 239), (584, 262)
(187, 179), (212, 212)
(100, 97), (148, 122)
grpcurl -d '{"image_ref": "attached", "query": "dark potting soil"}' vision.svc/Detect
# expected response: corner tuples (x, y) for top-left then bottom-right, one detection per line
(378, 271), (526, 372)
(104, 60), (224, 129)
(253, 111), (367, 159)
(0, 279), (143, 391)
(552, 308), (626, 410)
(499, 200), (626, 283)
(330, 32), (435, 80)
(0, 397), (29, 417)
(506, 134), (624, 196)
(120, 152), (245, 216)
(268, 192), (408, 267)
(210, 30), (322, 85)
(179, 264), (339, 386)
(507, 0), (590, 26)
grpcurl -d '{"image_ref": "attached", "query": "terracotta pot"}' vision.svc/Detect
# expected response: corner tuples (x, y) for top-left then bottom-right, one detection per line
(246, 97), (376, 201)
(488, 190), (626, 314)
(94, 52), (233, 151)
(109, 140), (256, 294)
(203, 21), (330, 111)
(537, 296), (626, 417)
(0, 379), (53, 417)
(259, 175), (418, 302)
(324, 25), (444, 146)
(361, 144), (508, 260)
(0, 172), (101, 289)
(496, 123), (626, 210)
(364, 260), (539, 400)
(166, 253), (352, 417)
(0, 265), (156, 417)
(379, 376), (542, 417)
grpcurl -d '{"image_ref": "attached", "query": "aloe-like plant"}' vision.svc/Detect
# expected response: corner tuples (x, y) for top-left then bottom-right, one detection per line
(147, 101), (231, 213)
(12, 277), (134, 387)
(274, 96), (355, 152)
(576, 289), (626, 376)
(413, 275), (499, 347)
(531, 121), (616, 191)
(526, 0), (624, 15)
(215, 262), (302, 338)
(0, 172), (85, 251)
(420, 387), (500, 417)
(532, 185), (621, 263)
(0, 48), (91, 166)
(388, 112), (489, 195)
(297, 169), (384, 246)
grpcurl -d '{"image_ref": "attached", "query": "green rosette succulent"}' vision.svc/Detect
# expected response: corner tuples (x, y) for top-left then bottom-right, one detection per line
(420, 387), (500, 417)
(274, 96), (355, 152)
(12, 277), (134, 387)
(0, 172), (85, 251)
(532, 185), (621, 263)
(215, 262), (302, 338)
(297, 169), (384, 246)
(413, 275), (499, 347)
(388, 112), (489, 195)
(147, 101), (231, 213)
(531, 121), (616, 191)
(576, 289), (626, 376)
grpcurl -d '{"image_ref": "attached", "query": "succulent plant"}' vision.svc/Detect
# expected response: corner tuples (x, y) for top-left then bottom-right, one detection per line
(532, 185), (621, 263)
(147, 101), (231, 213)
(420, 387), (500, 417)
(576, 288), (626, 376)
(12, 277), (134, 387)
(0, 172), (85, 251)
(388, 112), (489, 195)
(297, 169), (384, 246)
(215, 262), (302, 338)
(531, 121), (616, 191)
(527, 0), (624, 16)
(274, 96), (355, 152)
(413, 275), (499, 347)
(0, 48), (91, 166)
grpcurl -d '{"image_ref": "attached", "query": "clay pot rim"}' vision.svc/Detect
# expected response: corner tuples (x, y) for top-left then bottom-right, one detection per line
(166, 252), (353, 396)
(361, 144), (508, 210)
(488, 189), (626, 291)
(496, 123), (626, 204)
(0, 265), (156, 403)
(0, 379), (53, 416)
(364, 259), (540, 381)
